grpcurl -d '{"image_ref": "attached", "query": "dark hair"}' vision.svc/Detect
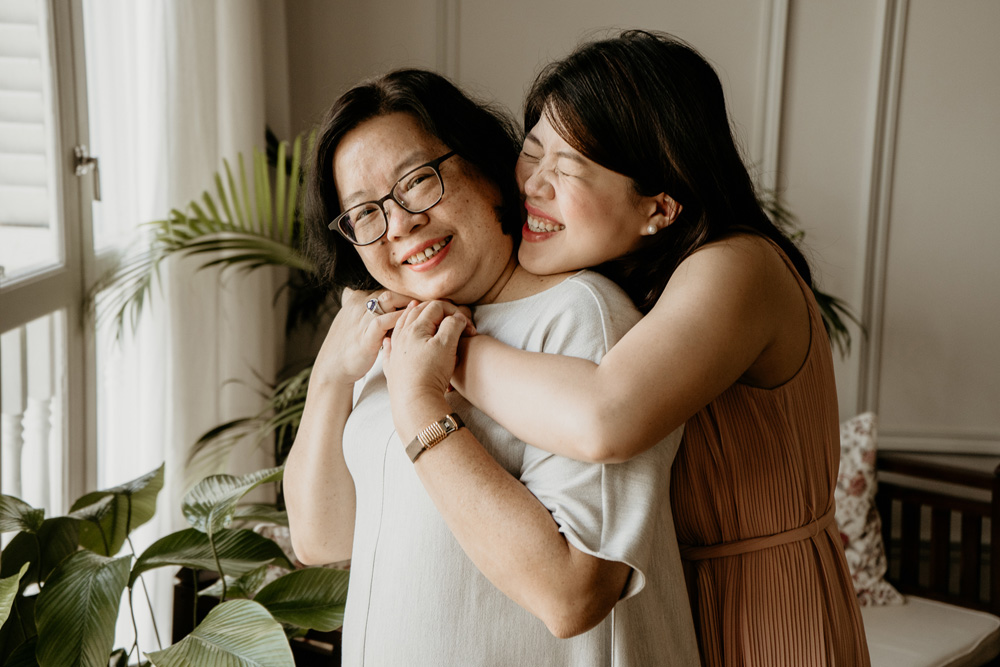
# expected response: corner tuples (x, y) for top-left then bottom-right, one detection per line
(524, 30), (812, 312)
(305, 68), (523, 290)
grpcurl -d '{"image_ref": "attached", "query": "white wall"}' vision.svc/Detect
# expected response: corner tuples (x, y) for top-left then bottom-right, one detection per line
(282, 0), (1000, 455)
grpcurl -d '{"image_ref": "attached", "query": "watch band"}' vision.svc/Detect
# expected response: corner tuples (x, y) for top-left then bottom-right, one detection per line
(405, 413), (464, 462)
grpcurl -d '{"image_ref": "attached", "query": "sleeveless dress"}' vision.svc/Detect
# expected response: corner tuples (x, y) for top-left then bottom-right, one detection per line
(671, 241), (870, 666)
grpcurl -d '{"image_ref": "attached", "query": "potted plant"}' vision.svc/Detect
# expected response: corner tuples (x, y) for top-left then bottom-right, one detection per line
(0, 464), (347, 666)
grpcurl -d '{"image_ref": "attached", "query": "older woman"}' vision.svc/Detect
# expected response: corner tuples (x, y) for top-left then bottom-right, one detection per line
(283, 69), (699, 666)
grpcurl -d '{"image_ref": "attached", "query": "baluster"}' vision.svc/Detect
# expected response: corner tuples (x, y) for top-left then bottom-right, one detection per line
(900, 501), (921, 589)
(24, 316), (55, 510)
(1, 326), (28, 499)
(929, 507), (951, 594)
(960, 513), (982, 604)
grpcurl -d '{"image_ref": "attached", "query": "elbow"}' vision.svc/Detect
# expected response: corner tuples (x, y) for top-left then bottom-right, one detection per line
(533, 575), (621, 639)
(539, 597), (616, 639)
(289, 536), (324, 567)
(573, 412), (632, 464)
(289, 528), (350, 567)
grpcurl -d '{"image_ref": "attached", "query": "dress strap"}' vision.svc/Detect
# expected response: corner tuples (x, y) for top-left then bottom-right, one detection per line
(679, 507), (836, 561)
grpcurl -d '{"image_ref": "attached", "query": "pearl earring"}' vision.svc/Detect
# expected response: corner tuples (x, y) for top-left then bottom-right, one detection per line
(646, 224), (658, 235)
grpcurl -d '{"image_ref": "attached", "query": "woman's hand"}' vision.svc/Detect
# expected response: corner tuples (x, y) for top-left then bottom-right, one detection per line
(311, 287), (412, 386)
(383, 301), (475, 433)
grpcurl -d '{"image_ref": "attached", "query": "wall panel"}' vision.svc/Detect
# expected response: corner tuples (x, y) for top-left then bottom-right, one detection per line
(876, 0), (1000, 452)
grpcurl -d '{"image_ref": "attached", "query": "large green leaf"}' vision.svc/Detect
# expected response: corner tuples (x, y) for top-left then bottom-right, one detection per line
(69, 465), (164, 556)
(196, 565), (272, 600)
(231, 504), (288, 527)
(36, 518), (81, 582)
(34, 551), (130, 667)
(145, 599), (293, 667)
(0, 497), (44, 534)
(3, 636), (39, 667)
(0, 564), (30, 627)
(0, 532), (40, 592)
(182, 468), (283, 537)
(1, 519), (84, 594)
(130, 528), (291, 587)
(0, 594), (36, 663)
(253, 568), (349, 632)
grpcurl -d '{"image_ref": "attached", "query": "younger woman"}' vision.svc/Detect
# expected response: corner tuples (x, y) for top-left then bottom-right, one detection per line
(389, 30), (870, 666)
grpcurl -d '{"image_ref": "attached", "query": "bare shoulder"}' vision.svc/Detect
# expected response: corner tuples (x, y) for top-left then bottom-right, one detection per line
(682, 233), (811, 386)
(661, 233), (782, 310)
(683, 232), (783, 277)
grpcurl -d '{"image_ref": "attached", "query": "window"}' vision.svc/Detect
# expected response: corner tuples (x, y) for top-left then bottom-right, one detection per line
(1, 0), (94, 514)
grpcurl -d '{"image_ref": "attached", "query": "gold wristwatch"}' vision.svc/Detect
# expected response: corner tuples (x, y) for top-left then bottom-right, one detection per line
(405, 413), (465, 462)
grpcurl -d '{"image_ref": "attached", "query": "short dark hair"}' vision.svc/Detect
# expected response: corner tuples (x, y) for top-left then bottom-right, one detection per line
(524, 30), (812, 312)
(305, 68), (523, 290)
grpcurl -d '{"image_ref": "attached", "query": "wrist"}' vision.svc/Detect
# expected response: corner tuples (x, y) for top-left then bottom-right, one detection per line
(394, 395), (453, 442)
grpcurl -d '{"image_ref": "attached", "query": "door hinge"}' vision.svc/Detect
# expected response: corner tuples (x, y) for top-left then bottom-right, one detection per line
(74, 145), (101, 201)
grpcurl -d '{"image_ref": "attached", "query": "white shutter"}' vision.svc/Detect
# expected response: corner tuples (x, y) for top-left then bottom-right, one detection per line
(0, 0), (52, 228)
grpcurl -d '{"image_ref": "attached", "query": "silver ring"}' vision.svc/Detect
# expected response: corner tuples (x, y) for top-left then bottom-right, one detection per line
(365, 298), (385, 316)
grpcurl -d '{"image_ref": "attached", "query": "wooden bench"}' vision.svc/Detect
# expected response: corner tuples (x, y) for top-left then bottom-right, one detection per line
(863, 452), (1000, 667)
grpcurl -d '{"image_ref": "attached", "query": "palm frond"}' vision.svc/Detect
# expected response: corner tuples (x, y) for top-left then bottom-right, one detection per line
(89, 134), (318, 340)
(187, 367), (311, 475)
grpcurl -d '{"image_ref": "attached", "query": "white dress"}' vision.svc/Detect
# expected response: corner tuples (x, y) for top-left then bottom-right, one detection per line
(340, 271), (700, 666)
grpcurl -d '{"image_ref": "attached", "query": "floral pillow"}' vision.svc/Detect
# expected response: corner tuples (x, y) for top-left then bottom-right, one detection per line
(834, 412), (904, 606)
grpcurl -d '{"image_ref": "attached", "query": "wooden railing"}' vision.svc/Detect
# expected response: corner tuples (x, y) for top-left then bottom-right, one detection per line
(876, 451), (1000, 614)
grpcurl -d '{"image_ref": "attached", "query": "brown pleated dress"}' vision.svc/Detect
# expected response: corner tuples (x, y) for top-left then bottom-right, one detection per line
(671, 241), (870, 667)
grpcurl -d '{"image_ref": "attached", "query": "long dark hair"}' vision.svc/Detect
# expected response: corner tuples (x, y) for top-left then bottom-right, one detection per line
(524, 30), (812, 312)
(305, 68), (522, 290)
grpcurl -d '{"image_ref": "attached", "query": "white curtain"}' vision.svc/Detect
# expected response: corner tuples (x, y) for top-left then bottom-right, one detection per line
(85, 0), (280, 650)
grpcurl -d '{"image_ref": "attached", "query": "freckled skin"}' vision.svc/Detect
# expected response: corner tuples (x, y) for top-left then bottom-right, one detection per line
(333, 112), (514, 305)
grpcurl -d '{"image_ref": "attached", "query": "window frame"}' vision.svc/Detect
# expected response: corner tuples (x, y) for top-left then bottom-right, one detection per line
(0, 0), (97, 507)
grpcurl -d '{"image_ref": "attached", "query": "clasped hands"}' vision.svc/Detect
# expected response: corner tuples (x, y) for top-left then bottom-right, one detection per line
(314, 287), (475, 410)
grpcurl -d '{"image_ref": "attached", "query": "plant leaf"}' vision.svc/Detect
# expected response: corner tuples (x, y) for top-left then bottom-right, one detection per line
(274, 140), (287, 243)
(0, 563), (30, 627)
(0, 594), (37, 664)
(34, 551), (130, 667)
(188, 367), (310, 477)
(130, 528), (291, 587)
(284, 136), (303, 242)
(3, 636), (40, 667)
(254, 147), (272, 236)
(36, 517), (81, 582)
(0, 531), (40, 591)
(107, 648), (128, 667)
(70, 465), (164, 556)
(0, 496), (44, 534)
(197, 564), (272, 600)
(232, 504), (288, 527)
(182, 467), (284, 537)
(253, 568), (349, 632)
(145, 599), (294, 667)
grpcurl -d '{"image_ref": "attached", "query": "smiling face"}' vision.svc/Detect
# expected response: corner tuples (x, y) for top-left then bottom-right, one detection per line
(516, 112), (668, 276)
(333, 112), (515, 304)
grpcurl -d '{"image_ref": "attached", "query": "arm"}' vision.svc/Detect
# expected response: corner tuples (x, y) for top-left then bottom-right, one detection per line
(284, 288), (408, 565)
(384, 302), (631, 638)
(453, 236), (801, 462)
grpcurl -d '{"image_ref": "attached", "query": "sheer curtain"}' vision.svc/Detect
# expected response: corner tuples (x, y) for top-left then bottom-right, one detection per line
(85, 0), (280, 648)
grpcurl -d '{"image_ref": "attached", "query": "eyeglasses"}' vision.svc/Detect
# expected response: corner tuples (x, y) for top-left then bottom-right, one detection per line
(330, 151), (457, 246)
